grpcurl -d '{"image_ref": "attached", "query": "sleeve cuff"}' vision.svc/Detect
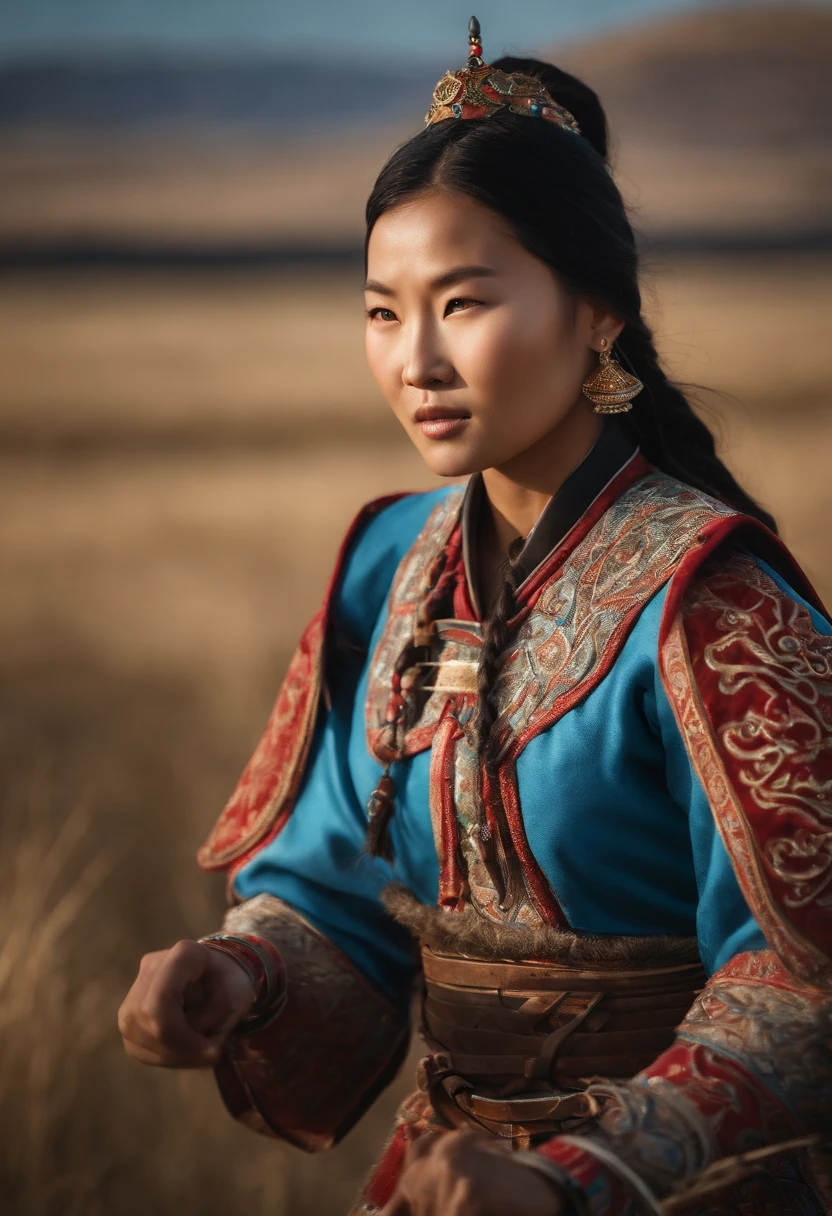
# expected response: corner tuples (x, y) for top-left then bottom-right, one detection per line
(199, 932), (287, 1029)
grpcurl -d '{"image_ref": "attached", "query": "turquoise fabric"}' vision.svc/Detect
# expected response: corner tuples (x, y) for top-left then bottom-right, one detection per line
(233, 490), (830, 1005)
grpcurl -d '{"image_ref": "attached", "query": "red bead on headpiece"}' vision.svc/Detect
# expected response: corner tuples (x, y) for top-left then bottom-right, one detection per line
(425, 15), (581, 135)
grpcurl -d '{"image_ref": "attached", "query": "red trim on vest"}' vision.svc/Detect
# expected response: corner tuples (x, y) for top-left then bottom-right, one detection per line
(498, 761), (565, 925)
(502, 471), (753, 764)
(658, 517), (826, 656)
(197, 493), (409, 873)
(516, 450), (651, 610)
(659, 550), (832, 987)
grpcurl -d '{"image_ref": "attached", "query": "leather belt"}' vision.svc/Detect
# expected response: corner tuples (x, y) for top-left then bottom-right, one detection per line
(418, 945), (706, 1145)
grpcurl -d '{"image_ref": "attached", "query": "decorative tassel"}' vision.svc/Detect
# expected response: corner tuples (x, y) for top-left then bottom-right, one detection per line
(367, 771), (396, 861)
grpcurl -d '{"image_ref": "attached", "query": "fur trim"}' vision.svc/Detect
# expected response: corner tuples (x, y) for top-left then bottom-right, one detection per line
(382, 884), (702, 968)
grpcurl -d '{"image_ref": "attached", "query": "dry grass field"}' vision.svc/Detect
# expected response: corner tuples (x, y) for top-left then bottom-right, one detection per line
(1, 253), (831, 1214)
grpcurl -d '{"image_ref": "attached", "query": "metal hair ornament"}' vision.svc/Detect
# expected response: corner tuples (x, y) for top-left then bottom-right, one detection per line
(425, 15), (582, 134)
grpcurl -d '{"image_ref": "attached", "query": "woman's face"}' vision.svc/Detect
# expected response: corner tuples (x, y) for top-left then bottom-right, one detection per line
(364, 188), (621, 479)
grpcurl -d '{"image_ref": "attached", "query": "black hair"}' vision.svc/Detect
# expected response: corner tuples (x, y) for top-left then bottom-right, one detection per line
(363, 58), (777, 834)
(365, 55), (774, 533)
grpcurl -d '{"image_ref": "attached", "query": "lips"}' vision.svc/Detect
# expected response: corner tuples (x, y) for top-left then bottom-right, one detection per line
(413, 405), (470, 422)
(413, 404), (471, 440)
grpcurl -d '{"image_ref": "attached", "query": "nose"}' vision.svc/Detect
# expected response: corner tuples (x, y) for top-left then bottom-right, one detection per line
(401, 323), (455, 390)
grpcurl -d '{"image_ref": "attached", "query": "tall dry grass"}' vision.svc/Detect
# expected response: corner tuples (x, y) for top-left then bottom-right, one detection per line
(1, 256), (830, 1214)
(0, 650), (417, 1215)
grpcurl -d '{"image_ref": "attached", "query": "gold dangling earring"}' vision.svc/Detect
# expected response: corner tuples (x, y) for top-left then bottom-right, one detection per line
(582, 338), (643, 414)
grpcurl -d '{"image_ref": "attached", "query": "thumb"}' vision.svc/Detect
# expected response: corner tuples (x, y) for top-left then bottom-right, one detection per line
(186, 986), (242, 1037)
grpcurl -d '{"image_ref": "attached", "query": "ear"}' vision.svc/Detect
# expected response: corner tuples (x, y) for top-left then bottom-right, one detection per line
(576, 299), (625, 351)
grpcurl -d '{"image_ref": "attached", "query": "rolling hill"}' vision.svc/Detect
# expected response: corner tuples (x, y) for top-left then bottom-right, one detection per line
(0, 3), (828, 256)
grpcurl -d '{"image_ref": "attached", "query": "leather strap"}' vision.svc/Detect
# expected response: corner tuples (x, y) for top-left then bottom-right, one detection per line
(422, 947), (705, 991)
(418, 944), (706, 1144)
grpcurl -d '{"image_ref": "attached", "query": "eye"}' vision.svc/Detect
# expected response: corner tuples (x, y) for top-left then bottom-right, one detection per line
(366, 306), (398, 322)
(445, 297), (480, 316)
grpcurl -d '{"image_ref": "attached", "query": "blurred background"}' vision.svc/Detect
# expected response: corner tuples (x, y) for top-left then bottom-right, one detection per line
(1, 1), (830, 1213)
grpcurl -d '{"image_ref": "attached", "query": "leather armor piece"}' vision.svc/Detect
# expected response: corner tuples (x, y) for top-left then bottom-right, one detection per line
(418, 945), (706, 1145)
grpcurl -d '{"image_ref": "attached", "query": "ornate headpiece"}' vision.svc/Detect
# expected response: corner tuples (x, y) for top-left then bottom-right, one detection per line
(425, 15), (581, 135)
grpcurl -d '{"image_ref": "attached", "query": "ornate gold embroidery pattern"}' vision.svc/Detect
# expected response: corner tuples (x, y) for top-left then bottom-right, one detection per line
(365, 489), (466, 755)
(425, 64), (502, 123)
(367, 475), (734, 765)
(489, 474), (735, 762)
(689, 554), (832, 911)
(661, 566), (832, 988)
(368, 473), (740, 930)
(675, 951), (832, 1141)
(449, 714), (545, 927)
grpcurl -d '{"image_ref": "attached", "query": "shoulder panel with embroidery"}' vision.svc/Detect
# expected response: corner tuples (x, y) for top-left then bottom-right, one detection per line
(660, 549), (832, 988)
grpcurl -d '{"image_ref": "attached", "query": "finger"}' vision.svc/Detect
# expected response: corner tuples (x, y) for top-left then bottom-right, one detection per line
(121, 1011), (221, 1066)
(403, 1130), (443, 1165)
(122, 983), (219, 1063)
(379, 1198), (412, 1216)
(122, 1035), (218, 1069)
(380, 1182), (419, 1216)
(396, 1157), (440, 1216)
(402, 1131), (487, 1216)
(139, 942), (220, 1058)
(186, 986), (240, 1036)
(117, 950), (170, 1034)
(136, 995), (213, 1059)
(120, 945), (205, 1037)
(149, 940), (212, 1003)
(207, 1010), (243, 1041)
(447, 1176), (477, 1216)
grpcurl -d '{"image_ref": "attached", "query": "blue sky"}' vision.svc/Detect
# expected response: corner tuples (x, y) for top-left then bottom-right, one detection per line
(0, 0), (818, 59)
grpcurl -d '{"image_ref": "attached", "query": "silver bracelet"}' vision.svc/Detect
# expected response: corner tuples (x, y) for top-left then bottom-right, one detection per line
(198, 934), (263, 997)
(197, 932), (285, 1026)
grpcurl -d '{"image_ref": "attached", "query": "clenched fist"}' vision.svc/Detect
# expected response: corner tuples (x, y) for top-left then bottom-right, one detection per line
(118, 938), (256, 1068)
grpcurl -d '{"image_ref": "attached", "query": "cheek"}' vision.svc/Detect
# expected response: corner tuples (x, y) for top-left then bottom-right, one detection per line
(467, 304), (578, 406)
(365, 329), (402, 408)
(364, 329), (384, 387)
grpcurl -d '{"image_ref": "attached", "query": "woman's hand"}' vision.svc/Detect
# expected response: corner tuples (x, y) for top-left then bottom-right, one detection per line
(118, 939), (257, 1068)
(381, 1128), (567, 1216)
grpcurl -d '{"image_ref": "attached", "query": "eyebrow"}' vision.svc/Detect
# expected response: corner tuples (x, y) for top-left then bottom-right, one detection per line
(363, 264), (499, 295)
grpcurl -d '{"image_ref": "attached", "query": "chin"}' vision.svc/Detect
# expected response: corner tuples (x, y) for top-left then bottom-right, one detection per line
(416, 442), (485, 480)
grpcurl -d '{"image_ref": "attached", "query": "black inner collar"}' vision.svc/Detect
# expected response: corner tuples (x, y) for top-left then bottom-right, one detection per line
(461, 421), (639, 617)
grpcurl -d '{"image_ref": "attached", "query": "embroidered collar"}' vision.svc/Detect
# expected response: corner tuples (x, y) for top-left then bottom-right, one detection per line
(461, 422), (640, 616)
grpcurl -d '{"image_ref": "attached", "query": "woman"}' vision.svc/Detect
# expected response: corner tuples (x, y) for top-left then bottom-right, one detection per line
(118, 19), (832, 1216)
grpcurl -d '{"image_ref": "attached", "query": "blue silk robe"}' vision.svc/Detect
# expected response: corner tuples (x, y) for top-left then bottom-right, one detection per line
(199, 427), (832, 1214)
(230, 476), (827, 1005)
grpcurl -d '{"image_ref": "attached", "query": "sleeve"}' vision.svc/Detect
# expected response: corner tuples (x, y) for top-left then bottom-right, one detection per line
(647, 627), (768, 979)
(229, 586), (416, 1007)
(527, 550), (832, 1214)
(198, 491), (445, 1151)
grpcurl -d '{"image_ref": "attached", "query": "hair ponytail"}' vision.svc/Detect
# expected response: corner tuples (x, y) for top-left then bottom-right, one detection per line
(475, 538), (525, 777)
(616, 318), (778, 531)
